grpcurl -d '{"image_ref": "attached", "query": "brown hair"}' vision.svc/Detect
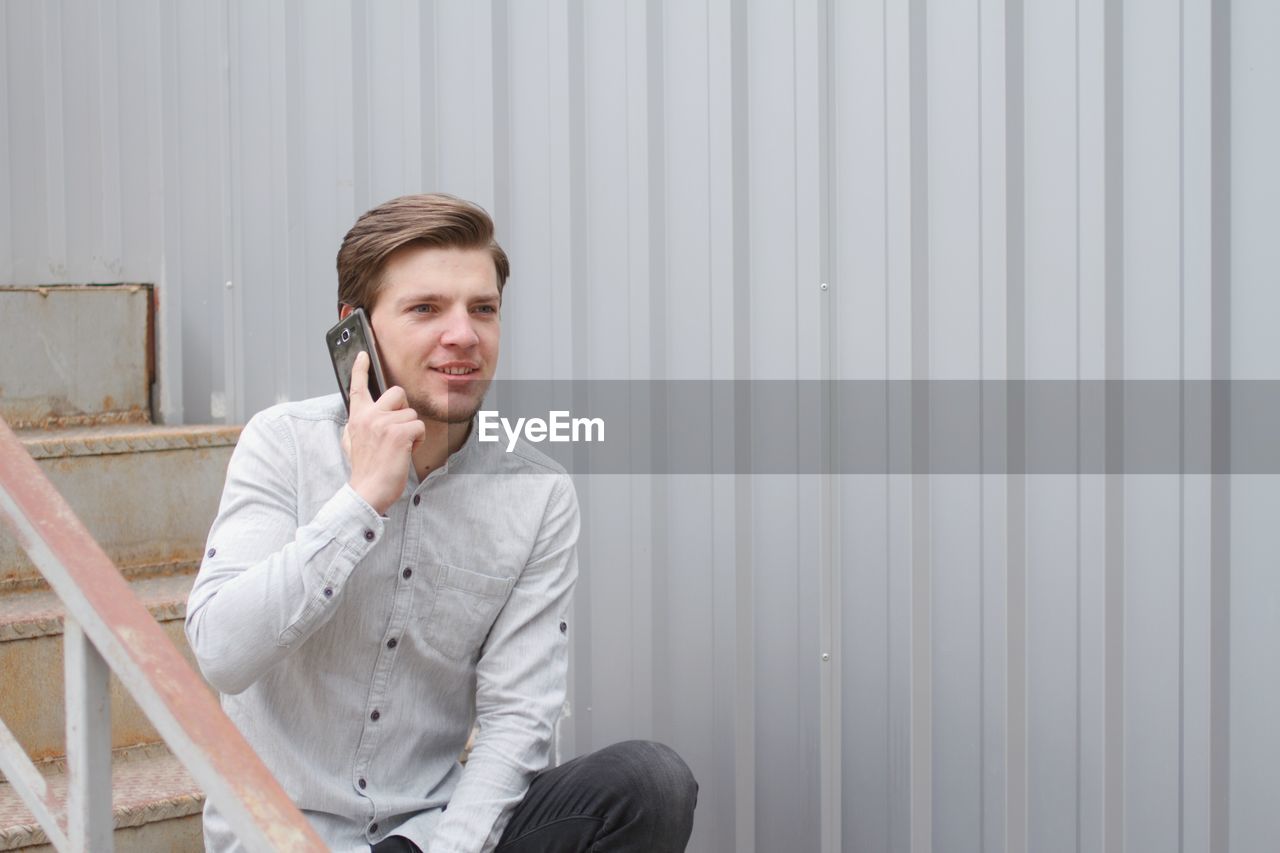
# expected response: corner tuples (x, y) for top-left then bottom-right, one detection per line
(336, 193), (510, 312)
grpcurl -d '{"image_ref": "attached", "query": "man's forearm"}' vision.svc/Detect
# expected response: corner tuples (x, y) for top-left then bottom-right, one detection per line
(186, 484), (383, 693)
(185, 412), (386, 694)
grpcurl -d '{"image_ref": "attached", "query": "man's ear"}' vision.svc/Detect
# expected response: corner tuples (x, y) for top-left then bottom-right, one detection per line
(338, 303), (354, 321)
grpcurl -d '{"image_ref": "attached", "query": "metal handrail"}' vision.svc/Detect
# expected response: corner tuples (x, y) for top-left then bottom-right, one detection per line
(0, 416), (327, 852)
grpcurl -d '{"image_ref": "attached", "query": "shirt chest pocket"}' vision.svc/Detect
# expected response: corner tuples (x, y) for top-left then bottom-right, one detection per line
(421, 564), (516, 660)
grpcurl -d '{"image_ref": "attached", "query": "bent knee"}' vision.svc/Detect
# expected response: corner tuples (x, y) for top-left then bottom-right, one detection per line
(606, 740), (698, 810)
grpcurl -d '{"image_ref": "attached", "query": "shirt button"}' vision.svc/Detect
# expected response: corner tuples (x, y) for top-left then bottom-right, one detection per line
(206, 547), (216, 558)
(402, 567), (413, 579)
(370, 822), (379, 834)
(370, 709), (380, 721)
(387, 638), (398, 649)
(323, 588), (333, 598)
(413, 495), (421, 506)
(364, 528), (375, 541)
(358, 778), (366, 789)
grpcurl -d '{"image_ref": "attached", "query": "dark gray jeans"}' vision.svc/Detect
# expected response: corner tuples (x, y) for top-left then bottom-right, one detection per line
(371, 740), (698, 853)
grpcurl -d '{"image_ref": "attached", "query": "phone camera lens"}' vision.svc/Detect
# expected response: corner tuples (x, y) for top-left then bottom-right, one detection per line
(341, 329), (351, 343)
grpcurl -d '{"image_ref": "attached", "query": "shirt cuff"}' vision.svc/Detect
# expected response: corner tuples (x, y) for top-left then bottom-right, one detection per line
(311, 483), (387, 554)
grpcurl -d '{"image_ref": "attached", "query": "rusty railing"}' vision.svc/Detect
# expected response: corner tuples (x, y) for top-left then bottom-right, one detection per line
(0, 416), (326, 852)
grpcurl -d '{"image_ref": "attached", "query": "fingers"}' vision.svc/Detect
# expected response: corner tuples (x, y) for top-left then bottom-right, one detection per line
(382, 420), (425, 453)
(350, 399), (419, 437)
(408, 419), (426, 448)
(351, 353), (411, 416)
(374, 384), (409, 412)
(349, 350), (370, 402)
(343, 378), (423, 514)
(382, 406), (421, 427)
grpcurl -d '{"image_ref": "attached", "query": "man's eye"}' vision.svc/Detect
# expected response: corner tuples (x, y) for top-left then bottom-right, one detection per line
(412, 305), (436, 314)
(474, 305), (497, 315)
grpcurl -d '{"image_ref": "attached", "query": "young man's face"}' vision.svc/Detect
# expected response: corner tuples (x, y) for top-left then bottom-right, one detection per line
(361, 244), (501, 424)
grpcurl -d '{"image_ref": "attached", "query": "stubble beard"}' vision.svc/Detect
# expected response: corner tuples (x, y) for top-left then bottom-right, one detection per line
(406, 381), (490, 425)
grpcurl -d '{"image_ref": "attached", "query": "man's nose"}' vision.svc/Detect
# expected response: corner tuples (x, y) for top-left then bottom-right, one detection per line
(439, 308), (480, 348)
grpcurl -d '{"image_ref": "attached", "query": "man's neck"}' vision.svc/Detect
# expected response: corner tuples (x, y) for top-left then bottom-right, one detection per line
(412, 418), (472, 480)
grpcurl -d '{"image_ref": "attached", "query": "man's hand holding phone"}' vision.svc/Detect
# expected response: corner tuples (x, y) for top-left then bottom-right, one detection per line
(345, 350), (425, 515)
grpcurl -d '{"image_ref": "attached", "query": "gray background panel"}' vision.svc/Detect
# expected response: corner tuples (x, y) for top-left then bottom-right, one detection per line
(2, 1), (1274, 851)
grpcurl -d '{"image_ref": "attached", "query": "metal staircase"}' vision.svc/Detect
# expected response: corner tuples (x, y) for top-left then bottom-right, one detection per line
(0, 283), (322, 851)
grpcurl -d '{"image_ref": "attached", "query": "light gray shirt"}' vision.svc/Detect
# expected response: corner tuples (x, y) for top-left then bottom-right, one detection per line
(185, 394), (578, 853)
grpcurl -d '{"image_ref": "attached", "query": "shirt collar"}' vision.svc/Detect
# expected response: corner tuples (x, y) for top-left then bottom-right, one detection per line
(440, 418), (478, 473)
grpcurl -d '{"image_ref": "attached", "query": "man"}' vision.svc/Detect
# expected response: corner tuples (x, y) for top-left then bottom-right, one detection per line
(186, 193), (697, 852)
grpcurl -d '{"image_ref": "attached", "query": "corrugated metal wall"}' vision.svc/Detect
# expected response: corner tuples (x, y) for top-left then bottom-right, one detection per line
(3, 1), (1278, 851)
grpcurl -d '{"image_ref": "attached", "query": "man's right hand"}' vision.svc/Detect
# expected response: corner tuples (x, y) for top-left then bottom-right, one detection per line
(345, 350), (425, 515)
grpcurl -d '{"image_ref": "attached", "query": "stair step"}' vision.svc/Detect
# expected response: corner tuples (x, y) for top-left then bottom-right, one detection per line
(0, 574), (201, 762)
(0, 284), (153, 429)
(0, 744), (203, 851)
(0, 573), (194, 643)
(0, 424), (239, 591)
(15, 423), (241, 460)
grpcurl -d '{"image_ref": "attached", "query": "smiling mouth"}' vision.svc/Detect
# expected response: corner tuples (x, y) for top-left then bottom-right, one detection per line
(432, 366), (479, 376)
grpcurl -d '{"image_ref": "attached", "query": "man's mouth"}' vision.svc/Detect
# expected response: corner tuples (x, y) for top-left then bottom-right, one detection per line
(431, 364), (480, 377)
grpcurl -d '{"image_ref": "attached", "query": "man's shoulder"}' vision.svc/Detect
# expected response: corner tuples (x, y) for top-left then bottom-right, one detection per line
(248, 394), (347, 430)
(240, 394), (345, 451)
(480, 436), (570, 478)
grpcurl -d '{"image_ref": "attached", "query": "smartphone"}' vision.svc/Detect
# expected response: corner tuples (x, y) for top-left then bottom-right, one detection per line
(326, 308), (388, 412)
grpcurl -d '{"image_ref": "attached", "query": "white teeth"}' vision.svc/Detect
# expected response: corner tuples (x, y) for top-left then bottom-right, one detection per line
(438, 367), (474, 375)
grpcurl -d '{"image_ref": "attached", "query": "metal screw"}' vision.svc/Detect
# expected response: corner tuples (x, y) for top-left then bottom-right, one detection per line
(820, 282), (829, 291)
(821, 653), (831, 662)
(225, 280), (234, 289)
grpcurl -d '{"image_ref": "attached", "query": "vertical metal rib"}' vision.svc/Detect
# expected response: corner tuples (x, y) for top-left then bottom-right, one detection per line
(907, 0), (933, 849)
(1103, 0), (1125, 850)
(1005, 0), (1028, 850)
(1208, 0), (1231, 849)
